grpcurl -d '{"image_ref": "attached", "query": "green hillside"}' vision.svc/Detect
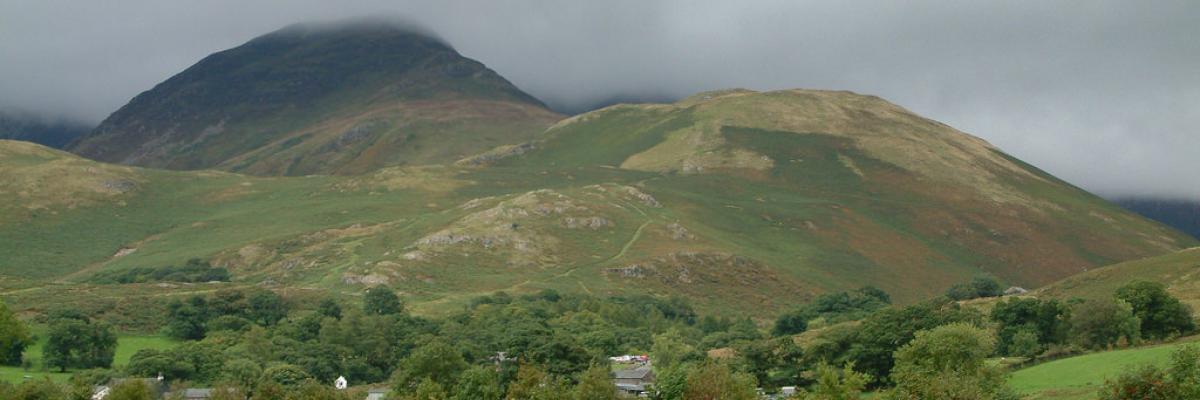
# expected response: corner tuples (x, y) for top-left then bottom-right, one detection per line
(68, 19), (562, 175)
(1037, 247), (1200, 310)
(2, 88), (1194, 329)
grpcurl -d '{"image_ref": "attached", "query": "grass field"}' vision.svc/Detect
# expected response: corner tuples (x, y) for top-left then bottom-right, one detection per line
(1008, 337), (1200, 399)
(0, 325), (177, 383)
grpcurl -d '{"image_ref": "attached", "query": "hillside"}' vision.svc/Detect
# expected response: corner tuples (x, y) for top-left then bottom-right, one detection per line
(1114, 197), (1200, 240)
(1037, 247), (1200, 309)
(68, 19), (562, 175)
(2, 89), (1195, 326)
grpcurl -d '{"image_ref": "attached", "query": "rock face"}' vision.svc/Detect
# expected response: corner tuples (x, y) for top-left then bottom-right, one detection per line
(69, 18), (562, 175)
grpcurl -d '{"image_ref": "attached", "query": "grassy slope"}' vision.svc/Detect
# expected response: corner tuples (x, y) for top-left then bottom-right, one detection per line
(1009, 337), (1200, 400)
(1, 89), (1194, 328)
(1037, 247), (1200, 310)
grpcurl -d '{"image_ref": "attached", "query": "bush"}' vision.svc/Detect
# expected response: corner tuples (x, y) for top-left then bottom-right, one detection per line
(887, 323), (1018, 400)
(945, 276), (1004, 301)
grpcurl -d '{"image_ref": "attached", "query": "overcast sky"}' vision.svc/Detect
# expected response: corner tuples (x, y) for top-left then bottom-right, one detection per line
(1, 0), (1197, 199)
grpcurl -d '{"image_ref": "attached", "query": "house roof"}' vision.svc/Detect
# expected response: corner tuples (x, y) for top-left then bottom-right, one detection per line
(613, 367), (652, 379)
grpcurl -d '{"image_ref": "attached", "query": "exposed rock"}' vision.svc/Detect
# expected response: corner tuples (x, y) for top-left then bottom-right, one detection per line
(112, 247), (137, 258)
(564, 216), (612, 230)
(101, 179), (137, 193)
(667, 223), (694, 240)
(456, 142), (537, 166)
(623, 186), (661, 208)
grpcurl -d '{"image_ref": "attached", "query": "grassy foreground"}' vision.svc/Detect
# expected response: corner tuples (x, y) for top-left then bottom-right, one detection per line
(0, 325), (177, 383)
(1008, 337), (1200, 399)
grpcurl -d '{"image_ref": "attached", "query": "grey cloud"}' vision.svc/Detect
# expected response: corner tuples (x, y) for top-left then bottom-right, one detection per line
(0, 0), (1197, 198)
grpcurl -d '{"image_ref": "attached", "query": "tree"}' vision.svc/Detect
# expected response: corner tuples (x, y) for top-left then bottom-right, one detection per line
(0, 301), (32, 366)
(650, 329), (698, 370)
(247, 290), (287, 326)
(451, 365), (503, 400)
(989, 297), (1069, 355)
(318, 298), (343, 320)
(261, 364), (311, 388)
(364, 287), (403, 316)
(945, 276), (1003, 301)
(43, 314), (116, 372)
(844, 299), (982, 383)
(165, 298), (208, 340)
(797, 362), (869, 400)
(650, 364), (688, 400)
(1070, 298), (1141, 349)
(773, 310), (810, 336)
(1006, 326), (1042, 358)
(887, 323), (1017, 400)
(1115, 281), (1195, 339)
(683, 361), (758, 400)
(405, 378), (448, 400)
(222, 358), (264, 392)
(573, 364), (618, 400)
(392, 340), (467, 393)
(505, 363), (566, 400)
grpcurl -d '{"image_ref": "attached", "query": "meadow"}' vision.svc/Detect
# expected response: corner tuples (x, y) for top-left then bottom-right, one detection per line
(0, 325), (177, 383)
(1008, 336), (1200, 399)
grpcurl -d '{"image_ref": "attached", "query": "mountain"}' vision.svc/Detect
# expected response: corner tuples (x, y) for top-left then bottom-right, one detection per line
(1113, 197), (1200, 240)
(68, 19), (562, 175)
(2, 89), (1194, 325)
(0, 111), (91, 149)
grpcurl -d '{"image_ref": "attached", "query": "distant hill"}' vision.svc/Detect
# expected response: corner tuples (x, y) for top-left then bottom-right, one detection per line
(1113, 197), (1200, 240)
(68, 19), (562, 175)
(2, 88), (1193, 322)
(0, 111), (91, 149)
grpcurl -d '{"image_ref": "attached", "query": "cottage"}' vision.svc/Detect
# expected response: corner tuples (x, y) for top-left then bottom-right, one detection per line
(613, 366), (655, 396)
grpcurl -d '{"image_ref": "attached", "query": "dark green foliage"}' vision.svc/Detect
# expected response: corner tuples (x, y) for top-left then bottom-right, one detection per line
(945, 276), (1004, 301)
(364, 286), (404, 316)
(774, 287), (891, 336)
(1115, 281), (1196, 339)
(450, 365), (503, 400)
(0, 301), (33, 365)
(126, 342), (225, 383)
(317, 298), (342, 320)
(164, 288), (291, 340)
(261, 364), (311, 388)
(1070, 298), (1141, 350)
(989, 297), (1069, 356)
(573, 364), (619, 400)
(392, 340), (468, 392)
(42, 312), (117, 372)
(90, 258), (230, 284)
(843, 299), (983, 384)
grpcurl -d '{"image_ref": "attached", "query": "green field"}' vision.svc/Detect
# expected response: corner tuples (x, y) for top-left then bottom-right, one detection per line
(1008, 337), (1199, 399)
(0, 325), (177, 383)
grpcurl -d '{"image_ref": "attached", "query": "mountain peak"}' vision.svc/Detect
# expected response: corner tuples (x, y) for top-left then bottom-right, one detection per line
(69, 19), (561, 175)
